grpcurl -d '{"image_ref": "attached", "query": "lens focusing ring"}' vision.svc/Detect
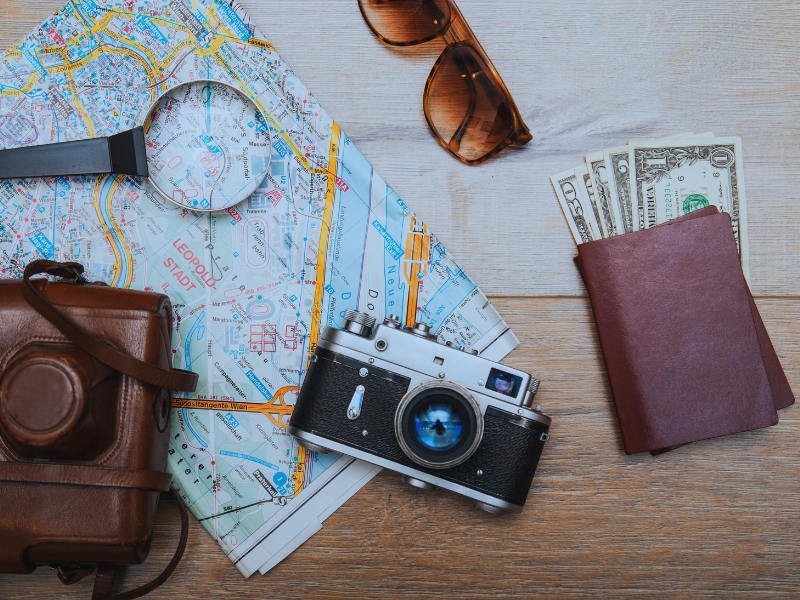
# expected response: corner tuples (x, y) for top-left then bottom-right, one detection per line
(394, 380), (484, 470)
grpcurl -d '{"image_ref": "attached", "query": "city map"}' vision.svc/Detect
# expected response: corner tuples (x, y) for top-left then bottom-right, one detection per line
(144, 79), (275, 211)
(0, 0), (519, 576)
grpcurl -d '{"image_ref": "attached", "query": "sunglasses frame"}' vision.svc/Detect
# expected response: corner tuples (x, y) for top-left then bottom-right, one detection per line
(358, 0), (532, 165)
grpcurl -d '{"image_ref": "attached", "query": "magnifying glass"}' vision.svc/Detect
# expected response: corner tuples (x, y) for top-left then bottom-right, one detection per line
(0, 80), (272, 213)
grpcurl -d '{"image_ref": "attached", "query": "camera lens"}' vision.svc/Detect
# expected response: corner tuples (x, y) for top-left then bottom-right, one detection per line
(395, 382), (483, 470)
(412, 399), (465, 451)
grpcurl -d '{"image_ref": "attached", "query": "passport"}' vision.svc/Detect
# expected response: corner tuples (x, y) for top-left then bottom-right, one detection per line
(576, 207), (794, 454)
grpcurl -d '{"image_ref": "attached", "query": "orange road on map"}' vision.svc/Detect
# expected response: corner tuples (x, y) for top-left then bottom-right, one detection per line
(64, 72), (96, 137)
(92, 175), (133, 288)
(107, 176), (134, 288)
(172, 385), (300, 429)
(213, 53), (313, 173)
(292, 445), (306, 496)
(308, 121), (341, 355)
(102, 26), (158, 73)
(404, 217), (429, 326)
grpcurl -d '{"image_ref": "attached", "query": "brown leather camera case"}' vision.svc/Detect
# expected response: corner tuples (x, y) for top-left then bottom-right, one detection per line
(0, 265), (189, 575)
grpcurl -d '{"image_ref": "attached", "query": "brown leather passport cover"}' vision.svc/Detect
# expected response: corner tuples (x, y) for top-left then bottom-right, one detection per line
(576, 207), (794, 454)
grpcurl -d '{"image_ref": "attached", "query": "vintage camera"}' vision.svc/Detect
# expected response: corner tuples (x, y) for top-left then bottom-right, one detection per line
(0, 261), (195, 579)
(289, 310), (552, 514)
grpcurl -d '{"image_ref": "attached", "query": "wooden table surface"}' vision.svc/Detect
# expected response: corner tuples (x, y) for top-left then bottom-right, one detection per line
(1, 1), (798, 598)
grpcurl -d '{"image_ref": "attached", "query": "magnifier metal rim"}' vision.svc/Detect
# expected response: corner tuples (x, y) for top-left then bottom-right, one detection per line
(394, 380), (484, 470)
(142, 78), (270, 213)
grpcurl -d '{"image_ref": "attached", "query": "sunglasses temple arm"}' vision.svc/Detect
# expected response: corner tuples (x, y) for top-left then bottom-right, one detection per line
(447, 53), (479, 153)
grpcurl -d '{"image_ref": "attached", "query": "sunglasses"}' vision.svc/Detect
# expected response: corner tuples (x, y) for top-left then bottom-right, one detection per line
(358, 0), (533, 165)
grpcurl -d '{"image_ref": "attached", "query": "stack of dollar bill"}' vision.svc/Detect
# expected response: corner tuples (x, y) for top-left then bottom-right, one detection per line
(551, 133), (750, 279)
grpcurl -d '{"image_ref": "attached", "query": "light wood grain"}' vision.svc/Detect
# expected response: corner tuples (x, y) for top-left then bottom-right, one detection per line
(0, 2), (798, 598)
(0, 298), (800, 599)
(2, 1), (799, 297)
(1, 298), (798, 599)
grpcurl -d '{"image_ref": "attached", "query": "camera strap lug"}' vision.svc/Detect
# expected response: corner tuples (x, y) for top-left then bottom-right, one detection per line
(54, 564), (96, 585)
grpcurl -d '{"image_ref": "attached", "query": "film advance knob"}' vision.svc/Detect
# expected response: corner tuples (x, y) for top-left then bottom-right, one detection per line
(342, 309), (376, 337)
(473, 501), (511, 516)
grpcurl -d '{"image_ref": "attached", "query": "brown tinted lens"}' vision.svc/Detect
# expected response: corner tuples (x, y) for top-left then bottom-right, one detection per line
(425, 45), (515, 163)
(359, 0), (452, 45)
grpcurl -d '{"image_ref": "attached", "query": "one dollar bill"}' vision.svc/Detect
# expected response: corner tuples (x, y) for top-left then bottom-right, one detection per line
(628, 135), (749, 279)
(586, 150), (624, 236)
(604, 133), (700, 234)
(551, 166), (602, 244)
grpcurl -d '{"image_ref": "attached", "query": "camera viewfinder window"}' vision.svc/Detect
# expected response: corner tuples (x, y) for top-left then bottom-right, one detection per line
(485, 368), (522, 397)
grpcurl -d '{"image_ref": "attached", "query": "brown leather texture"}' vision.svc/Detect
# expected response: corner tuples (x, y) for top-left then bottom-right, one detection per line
(0, 276), (177, 574)
(577, 207), (794, 454)
(19, 260), (197, 392)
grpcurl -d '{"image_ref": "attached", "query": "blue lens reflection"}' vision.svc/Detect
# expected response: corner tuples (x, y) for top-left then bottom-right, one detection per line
(412, 401), (464, 451)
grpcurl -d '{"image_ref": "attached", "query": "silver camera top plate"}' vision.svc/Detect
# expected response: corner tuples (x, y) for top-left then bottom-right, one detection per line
(318, 318), (550, 427)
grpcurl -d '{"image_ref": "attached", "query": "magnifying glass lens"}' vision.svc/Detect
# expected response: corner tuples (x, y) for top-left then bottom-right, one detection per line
(144, 81), (271, 212)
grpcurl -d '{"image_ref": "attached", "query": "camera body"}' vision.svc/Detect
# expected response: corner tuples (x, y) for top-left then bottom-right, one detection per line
(289, 311), (551, 514)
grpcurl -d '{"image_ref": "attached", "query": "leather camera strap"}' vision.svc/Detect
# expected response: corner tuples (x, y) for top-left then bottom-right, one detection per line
(91, 488), (190, 600)
(21, 260), (198, 392)
(0, 464), (188, 598)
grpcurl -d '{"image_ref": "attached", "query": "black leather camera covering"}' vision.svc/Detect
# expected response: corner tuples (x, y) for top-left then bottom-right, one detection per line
(291, 353), (548, 507)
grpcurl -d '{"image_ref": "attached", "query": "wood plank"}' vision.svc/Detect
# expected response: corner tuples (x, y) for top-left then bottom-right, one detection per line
(2, 297), (797, 598)
(0, 1), (797, 597)
(1, 1), (799, 297)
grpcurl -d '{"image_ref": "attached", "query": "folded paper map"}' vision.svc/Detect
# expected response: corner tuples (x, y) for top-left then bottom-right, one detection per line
(0, 0), (519, 576)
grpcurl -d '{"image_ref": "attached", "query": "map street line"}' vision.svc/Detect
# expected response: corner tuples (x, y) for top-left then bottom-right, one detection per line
(293, 445), (307, 497)
(0, 0), (518, 574)
(212, 52), (313, 174)
(92, 175), (132, 288)
(404, 217), (428, 327)
(172, 387), (300, 430)
(64, 72), (96, 136)
(308, 121), (340, 355)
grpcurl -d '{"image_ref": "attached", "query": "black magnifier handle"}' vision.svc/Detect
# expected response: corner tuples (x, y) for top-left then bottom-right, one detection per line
(0, 127), (149, 179)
